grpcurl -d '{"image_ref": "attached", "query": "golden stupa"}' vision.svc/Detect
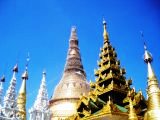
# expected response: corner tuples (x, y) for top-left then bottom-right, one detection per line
(49, 27), (90, 120)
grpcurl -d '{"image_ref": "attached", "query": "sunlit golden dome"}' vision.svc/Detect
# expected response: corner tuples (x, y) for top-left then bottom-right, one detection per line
(49, 26), (90, 120)
(53, 72), (89, 100)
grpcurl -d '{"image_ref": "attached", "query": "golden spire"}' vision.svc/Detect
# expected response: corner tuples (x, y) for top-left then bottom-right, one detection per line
(17, 57), (29, 120)
(103, 18), (109, 42)
(143, 42), (160, 120)
(49, 27), (90, 119)
(128, 94), (138, 120)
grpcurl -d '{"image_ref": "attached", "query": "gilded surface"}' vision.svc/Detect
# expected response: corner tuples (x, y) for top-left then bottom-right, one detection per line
(17, 93), (26, 120)
(49, 27), (90, 120)
(17, 69), (28, 120)
(53, 73), (89, 100)
(144, 45), (160, 120)
(72, 20), (147, 120)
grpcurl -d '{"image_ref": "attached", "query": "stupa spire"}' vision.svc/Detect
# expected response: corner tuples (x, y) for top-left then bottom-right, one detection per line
(3, 64), (18, 117)
(29, 70), (50, 120)
(17, 58), (29, 120)
(49, 26), (90, 119)
(64, 26), (86, 76)
(143, 42), (160, 120)
(103, 18), (109, 42)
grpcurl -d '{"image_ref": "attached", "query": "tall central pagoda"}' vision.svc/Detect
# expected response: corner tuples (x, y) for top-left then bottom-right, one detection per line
(49, 27), (90, 120)
(70, 20), (147, 120)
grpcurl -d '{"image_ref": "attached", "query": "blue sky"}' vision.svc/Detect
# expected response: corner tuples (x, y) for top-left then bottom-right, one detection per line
(0, 0), (160, 118)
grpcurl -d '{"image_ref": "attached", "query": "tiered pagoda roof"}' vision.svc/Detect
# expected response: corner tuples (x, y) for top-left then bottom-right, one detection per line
(3, 65), (18, 117)
(29, 71), (51, 120)
(71, 20), (147, 120)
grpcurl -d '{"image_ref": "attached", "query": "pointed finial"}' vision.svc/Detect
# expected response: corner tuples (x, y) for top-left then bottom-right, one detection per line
(143, 44), (153, 63)
(141, 32), (153, 63)
(13, 64), (18, 73)
(42, 70), (46, 79)
(103, 18), (109, 41)
(43, 69), (46, 75)
(0, 75), (5, 82)
(140, 31), (147, 50)
(71, 26), (76, 32)
(21, 53), (30, 80)
(22, 71), (28, 80)
(70, 26), (78, 41)
(103, 18), (106, 25)
(26, 52), (30, 70)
